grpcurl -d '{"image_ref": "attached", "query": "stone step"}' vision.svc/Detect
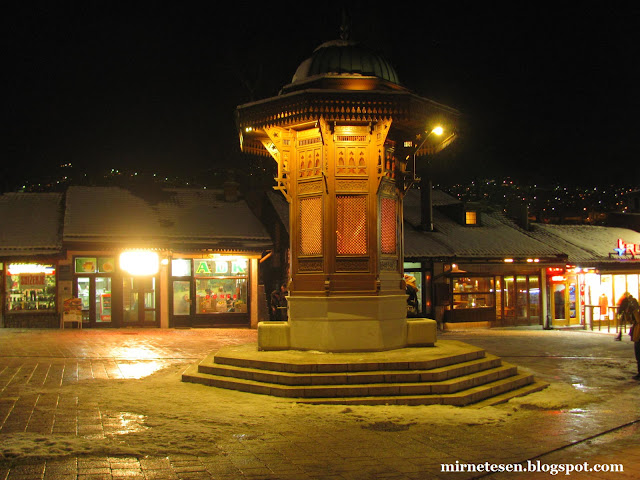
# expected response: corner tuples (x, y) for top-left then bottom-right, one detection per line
(198, 354), (504, 386)
(296, 374), (540, 406)
(180, 341), (548, 407)
(182, 363), (536, 406)
(211, 342), (487, 373)
(183, 363), (519, 398)
(469, 380), (551, 408)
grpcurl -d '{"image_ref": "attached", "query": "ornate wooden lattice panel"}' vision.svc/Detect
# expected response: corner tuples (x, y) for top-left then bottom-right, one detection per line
(380, 197), (397, 254)
(336, 195), (367, 255)
(298, 145), (322, 178)
(336, 147), (367, 176)
(299, 196), (323, 256)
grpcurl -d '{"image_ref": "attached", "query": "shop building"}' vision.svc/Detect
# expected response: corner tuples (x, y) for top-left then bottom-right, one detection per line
(529, 224), (640, 329)
(0, 193), (65, 328)
(402, 189), (568, 328)
(2, 186), (272, 329)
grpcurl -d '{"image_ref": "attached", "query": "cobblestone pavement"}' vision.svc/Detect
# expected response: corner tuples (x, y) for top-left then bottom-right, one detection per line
(0, 327), (638, 479)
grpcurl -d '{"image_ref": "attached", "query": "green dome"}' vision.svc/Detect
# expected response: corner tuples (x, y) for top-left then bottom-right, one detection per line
(289, 40), (400, 87)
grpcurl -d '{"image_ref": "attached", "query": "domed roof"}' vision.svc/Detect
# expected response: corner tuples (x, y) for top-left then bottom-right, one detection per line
(289, 39), (400, 87)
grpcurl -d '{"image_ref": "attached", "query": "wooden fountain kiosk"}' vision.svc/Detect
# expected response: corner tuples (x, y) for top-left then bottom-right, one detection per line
(237, 39), (459, 352)
(182, 39), (547, 405)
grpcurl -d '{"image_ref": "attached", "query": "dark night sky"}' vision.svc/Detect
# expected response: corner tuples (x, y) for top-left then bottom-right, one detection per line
(4, 2), (639, 190)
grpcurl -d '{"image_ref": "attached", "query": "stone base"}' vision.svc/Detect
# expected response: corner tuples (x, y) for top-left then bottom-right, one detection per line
(257, 321), (290, 351)
(406, 318), (437, 346)
(257, 295), (437, 352)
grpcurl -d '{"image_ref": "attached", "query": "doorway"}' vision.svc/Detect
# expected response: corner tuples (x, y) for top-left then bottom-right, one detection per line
(550, 277), (579, 327)
(122, 276), (158, 326)
(76, 276), (112, 327)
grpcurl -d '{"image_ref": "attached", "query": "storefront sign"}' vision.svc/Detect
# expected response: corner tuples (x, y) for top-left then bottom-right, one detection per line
(614, 239), (639, 258)
(195, 259), (247, 277)
(20, 273), (45, 289)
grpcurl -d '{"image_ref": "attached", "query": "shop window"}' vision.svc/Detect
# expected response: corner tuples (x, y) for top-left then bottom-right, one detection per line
(337, 195), (367, 255)
(299, 197), (323, 255)
(6, 264), (56, 312)
(380, 197), (397, 254)
(450, 276), (495, 310)
(193, 258), (248, 314)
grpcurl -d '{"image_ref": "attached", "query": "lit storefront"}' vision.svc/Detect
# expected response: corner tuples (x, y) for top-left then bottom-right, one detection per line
(62, 250), (259, 329)
(545, 241), (640, 330)
(534, 227), (640, 330)
(171, 255), (251, 327)
(60, 186), (271, 329)
(3, 263), (59, 327)
(65, 250), (160, 328)
(547, 266), (639, 329)
(441, 263), (543, 327)
(402, 259), (550, 328)
(1, 192), (64, 328)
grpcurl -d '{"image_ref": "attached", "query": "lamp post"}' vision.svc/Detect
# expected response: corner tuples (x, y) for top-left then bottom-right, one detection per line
(406, 127), (444, 231)
(404, 126), (444, 195)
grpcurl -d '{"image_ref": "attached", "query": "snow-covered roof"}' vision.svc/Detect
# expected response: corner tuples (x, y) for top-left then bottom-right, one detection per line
(529, 223), (640, 265)
(403, 189), (564, 259)
(0, 192), (63, 256)
(63, 187), (271, 249)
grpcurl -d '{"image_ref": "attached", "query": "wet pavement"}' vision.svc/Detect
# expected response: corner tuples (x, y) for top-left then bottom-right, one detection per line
(0, 326), (638, 479)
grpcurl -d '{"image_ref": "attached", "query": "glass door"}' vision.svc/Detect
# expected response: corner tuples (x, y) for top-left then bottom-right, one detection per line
(76, 276), (112, 326)
(503, 276), (516, 325)
(123, 276), (157, 326)
(552, 283), (566, 325)
(77, 277), (91, 324)
(568, 277), (578, 325)
(96, 277), (112, 323)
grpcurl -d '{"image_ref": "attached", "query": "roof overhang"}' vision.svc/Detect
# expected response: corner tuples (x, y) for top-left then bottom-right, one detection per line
(237, 88), (461, 156)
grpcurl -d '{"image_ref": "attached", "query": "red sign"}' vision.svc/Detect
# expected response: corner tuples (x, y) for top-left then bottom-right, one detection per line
(547, 267), (564, 275)
(20, 273), (45, 289)
(614, 239), (639, 257)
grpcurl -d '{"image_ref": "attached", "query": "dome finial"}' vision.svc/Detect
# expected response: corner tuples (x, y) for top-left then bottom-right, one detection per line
(339, 8), (351, 41)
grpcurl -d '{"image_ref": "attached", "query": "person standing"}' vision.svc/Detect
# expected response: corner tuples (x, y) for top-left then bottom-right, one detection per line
(269, 283), (288, 321)
(615, 292), (631, 341)
(627, 294), (640, 379)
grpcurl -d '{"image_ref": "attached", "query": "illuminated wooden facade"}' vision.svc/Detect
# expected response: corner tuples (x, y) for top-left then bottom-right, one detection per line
(237, 40), (459, 351)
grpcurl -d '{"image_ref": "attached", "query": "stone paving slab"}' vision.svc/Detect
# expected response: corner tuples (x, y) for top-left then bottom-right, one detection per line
(0, 327), (638, 479)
